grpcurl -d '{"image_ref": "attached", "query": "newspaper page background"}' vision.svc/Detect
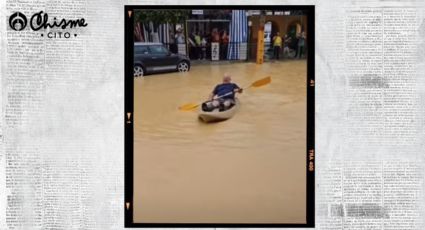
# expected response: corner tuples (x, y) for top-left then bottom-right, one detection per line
(316, 0), (425, 229)
(1, 0), (425, 229)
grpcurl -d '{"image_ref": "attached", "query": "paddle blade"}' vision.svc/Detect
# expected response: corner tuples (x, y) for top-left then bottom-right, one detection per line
(250, 76), (271, 87)
(178, 103), (199, 111)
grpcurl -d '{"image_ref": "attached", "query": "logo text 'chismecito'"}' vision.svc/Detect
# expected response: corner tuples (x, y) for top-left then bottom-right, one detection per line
(9, 11), (88, 39)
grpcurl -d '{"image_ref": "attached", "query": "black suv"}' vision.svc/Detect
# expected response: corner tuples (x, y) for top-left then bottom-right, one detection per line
(133, 43), (191, 77)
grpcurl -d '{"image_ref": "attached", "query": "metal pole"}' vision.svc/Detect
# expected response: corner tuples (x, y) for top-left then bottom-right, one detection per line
(185, 20), (188, 56)
(247, 26), (250, 61)
(247, 20), (249, 61)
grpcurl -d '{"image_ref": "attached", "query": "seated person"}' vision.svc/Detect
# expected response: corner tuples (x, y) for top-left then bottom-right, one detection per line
(202, 73), (243, 111)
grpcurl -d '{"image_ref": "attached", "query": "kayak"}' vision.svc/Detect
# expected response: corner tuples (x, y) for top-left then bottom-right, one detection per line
(198, 99), (240, 123)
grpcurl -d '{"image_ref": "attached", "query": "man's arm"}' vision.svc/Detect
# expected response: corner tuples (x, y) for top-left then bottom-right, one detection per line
(233, 84), (243, 93)
(209, 85), (218, 100)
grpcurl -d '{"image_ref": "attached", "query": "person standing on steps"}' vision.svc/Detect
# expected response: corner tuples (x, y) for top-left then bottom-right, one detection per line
(272, 32), (283, 60)
(297, 32), (306, 59)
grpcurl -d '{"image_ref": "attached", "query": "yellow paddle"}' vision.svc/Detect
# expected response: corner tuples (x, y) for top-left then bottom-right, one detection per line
(178, 76), (271, 111)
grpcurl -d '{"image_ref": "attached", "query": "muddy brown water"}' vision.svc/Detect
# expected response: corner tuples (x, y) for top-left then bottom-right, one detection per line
(133, 60), (307, 223)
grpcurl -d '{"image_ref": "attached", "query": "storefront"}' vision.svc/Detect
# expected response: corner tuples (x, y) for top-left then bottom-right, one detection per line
(247, 10), (308, 61)
(133, 9), (307, 62)
(184, 10), (249, 61)
(185, 19), (230, 60)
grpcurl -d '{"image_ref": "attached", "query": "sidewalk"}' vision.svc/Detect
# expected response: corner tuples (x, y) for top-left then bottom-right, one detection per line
(190, 57), (307, 66)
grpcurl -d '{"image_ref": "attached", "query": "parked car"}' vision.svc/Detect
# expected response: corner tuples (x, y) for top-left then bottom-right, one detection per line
(133, 42), (191, 77)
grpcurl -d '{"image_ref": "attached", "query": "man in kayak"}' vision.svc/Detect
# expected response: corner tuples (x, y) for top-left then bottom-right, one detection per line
(202, 73), (243, 112)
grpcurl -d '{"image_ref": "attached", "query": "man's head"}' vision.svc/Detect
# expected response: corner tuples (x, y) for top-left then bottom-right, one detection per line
(223, 73), (232, 83)
(276, 32), (280, 36)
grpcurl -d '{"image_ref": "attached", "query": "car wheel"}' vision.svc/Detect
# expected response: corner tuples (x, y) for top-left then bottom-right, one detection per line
(177, 61), (190, 72)
(134, 65), (144, 77)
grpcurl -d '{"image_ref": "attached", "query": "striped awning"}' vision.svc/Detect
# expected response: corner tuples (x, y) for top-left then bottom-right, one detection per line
(158, 23), (171, 44)
(227, 10), (248, 60)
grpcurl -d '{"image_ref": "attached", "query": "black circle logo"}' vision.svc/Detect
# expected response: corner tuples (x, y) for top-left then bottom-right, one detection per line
(9, 12), (27, 31)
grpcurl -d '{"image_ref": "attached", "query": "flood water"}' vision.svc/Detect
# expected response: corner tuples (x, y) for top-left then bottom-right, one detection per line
(133, 60), (307, 223)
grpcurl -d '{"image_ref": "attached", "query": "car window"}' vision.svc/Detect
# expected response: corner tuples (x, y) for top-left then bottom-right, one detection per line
(135, 46), (149, 54)
(149, 45), (168, 54)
